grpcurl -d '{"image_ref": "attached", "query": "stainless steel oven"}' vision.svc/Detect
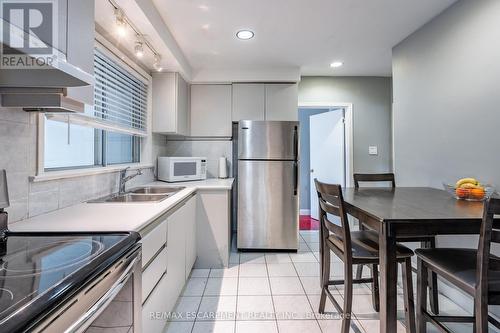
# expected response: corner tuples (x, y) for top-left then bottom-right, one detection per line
(33, 245), (142, 333)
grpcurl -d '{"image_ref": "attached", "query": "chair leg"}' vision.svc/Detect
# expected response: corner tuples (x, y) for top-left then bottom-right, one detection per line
(424, 239), (439, 314)
(402, 258), (416, 333)
(474, 294), (488, 333)
(371, 264), (380, 312)
(342, 262), (353, 333)
(319, 244), (331, 314)
(355, 264), (364, 280)
(416, 258), (428, 333)
(356, 220), (366, 279)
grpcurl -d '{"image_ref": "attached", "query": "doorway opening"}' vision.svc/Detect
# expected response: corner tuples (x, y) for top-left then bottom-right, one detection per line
(298, 104), (353, 230)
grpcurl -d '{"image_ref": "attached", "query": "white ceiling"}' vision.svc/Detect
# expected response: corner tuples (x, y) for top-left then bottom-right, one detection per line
(151, 0), (457, 77)
(95, 0), (181, 74)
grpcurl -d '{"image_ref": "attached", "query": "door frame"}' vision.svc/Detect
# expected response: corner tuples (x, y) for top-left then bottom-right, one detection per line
(298, 102), (354, 188)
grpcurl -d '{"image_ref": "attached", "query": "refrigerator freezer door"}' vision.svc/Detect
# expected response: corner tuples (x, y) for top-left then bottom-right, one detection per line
(238, 121), (299, 160)
(237, 160), (299, 250)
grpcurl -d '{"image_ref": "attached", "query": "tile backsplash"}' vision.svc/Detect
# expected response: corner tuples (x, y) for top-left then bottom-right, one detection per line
(25, 169), (154, 219)
(164, 139), (233, 178)
(0, 107), (232, 224)
(0, 107), (157, 224)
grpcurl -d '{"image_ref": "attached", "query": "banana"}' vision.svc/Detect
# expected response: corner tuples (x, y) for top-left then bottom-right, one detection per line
(460, 183), (482, 189)
(455, 178), (478, 188)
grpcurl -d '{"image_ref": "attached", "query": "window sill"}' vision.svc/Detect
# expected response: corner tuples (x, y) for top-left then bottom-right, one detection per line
(31, 164), (155, 183)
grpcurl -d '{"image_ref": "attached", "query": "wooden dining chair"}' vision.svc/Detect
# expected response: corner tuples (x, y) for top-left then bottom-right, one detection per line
(416, 198), (500, 333)
(353, 173), (396, 189)
(353, 172), (440, 314)
(315, 179), (416, 333)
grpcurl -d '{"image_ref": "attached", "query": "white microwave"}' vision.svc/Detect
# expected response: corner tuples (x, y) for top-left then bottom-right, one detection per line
(157, 157), (207, 182)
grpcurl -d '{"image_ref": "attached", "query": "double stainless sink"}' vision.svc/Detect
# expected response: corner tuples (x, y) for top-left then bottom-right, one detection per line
(88, 186), (185, 203)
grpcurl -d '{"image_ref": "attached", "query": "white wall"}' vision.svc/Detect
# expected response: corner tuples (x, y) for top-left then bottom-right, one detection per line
(393, 0), (500, 188)
(392, 0), (500, 315)
(0, 107), (159, 223)
(299, 77), (393, 177)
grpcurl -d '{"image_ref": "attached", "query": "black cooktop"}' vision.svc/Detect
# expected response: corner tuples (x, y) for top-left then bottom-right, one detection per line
(0, 231), (140, 332)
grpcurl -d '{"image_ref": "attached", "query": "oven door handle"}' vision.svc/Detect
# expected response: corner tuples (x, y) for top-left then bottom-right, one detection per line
(64, 253), (140, 333)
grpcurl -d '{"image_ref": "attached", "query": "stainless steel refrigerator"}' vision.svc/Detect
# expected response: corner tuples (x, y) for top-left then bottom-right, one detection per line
(237, 120), (299, 250)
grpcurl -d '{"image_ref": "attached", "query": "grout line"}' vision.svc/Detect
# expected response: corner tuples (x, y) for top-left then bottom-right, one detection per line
(234, 256), (240, 333)
(289, 252), (324, 333)
(264, 252), (280, 333)
(190, 272), (210, 333)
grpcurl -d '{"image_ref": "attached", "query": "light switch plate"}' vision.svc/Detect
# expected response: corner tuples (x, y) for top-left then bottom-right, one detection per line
(369, 146), (378, 155)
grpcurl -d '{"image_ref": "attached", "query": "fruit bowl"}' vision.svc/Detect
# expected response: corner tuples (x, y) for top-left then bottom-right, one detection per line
(443, 182), (495, 202)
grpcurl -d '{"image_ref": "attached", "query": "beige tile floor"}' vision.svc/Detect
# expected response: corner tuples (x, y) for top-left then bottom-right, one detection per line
(164, 230), (492, 333)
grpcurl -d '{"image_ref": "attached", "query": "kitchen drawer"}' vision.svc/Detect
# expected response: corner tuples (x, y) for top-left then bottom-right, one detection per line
(142, 272), (179, 333)
(142, 246), (167, 303)
(141, 220), (167, 268)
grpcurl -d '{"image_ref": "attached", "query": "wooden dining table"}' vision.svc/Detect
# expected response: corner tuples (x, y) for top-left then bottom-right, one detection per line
(341, 187), (485, 333)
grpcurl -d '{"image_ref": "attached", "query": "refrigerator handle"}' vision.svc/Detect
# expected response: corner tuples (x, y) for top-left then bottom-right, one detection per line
(293, 161), (298, 196)
(293, 125), (298, 196)
(293, 126), (298, 160)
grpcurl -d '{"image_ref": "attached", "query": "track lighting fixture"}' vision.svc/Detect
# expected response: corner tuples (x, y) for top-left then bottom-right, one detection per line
(153, 54), (163, 71)
(134, 38), (144, 58)
(114, 8), (127, 37)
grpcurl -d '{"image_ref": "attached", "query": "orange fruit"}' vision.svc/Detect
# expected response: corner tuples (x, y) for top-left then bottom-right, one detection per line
(456, 188), (470, 199)
(470, 188), (485, 200)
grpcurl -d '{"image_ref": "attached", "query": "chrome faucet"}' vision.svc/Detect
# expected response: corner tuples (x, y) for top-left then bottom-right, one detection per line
(119, 167), (143, 194)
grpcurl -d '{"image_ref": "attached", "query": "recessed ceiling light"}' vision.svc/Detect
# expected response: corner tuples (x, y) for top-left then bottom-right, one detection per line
(330, 61), (343, 68)
(236, 30), (254, 40)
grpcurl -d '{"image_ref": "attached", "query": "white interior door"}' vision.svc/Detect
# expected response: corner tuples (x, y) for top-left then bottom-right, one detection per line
(309, 110), (345, 220)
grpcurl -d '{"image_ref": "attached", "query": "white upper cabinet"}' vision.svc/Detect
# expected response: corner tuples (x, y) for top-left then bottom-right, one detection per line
(190, 84), (232, 137)
(231, 83), (298, 122)
(152, 73), (189, 135)
(265, 83), (298, 121)
(187, 82), (296, 137)
(232, 84), (265, 121)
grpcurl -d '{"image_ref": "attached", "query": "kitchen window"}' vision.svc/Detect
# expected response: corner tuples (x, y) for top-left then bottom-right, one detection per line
(43, 47), (148, 171)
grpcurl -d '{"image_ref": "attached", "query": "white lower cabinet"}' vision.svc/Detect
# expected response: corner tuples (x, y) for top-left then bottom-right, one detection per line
(195, 190), (231, 268)
(184, 196), (197, 277)
(166, 200), (187, 297)
(142, 246), (167, 303)
(141, 195), (196, 333)
(141, 272), (173, 333)
(141, 220), (167, 268)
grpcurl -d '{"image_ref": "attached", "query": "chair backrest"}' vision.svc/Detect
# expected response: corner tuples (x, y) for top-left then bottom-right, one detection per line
(476, 197), (500, 297)
(353, 173), (396, 189)
(314, 179), (352, 258)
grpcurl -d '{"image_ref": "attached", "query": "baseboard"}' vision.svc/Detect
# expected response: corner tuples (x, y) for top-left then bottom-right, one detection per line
(300, 209), (310, 215)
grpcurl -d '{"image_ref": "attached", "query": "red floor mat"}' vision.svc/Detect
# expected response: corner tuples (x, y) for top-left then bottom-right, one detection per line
(299, 215), (319, 230)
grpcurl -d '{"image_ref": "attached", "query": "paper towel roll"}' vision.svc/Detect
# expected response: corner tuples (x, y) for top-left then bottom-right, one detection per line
(218, 156), (228, 179)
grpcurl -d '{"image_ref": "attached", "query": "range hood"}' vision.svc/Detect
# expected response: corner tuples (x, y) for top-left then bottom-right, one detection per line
(0, 88), (85, 113)
(0, 18), (93, 113)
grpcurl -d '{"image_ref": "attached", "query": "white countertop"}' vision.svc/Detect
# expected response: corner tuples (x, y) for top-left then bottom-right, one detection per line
(10, 178), (234, 234)
(148, 178), (234, 190)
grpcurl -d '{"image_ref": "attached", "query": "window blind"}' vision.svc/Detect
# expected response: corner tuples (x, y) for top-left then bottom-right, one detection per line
(46, 47), (149, 137)
(93, 48), (148, 133)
